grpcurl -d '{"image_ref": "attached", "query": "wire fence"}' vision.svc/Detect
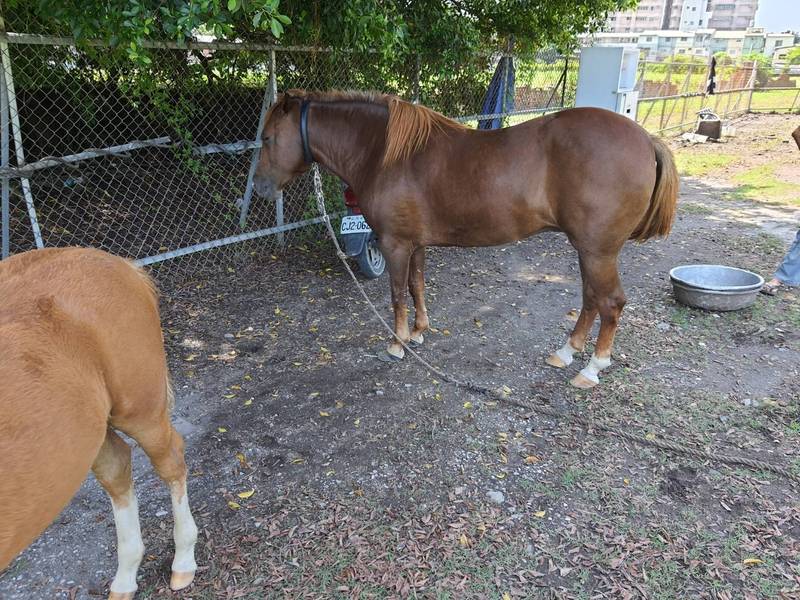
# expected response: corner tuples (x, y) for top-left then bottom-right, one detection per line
(0, 33), (571, 277)
(634, 57), (800, 134)
(1, 32), (798, 278)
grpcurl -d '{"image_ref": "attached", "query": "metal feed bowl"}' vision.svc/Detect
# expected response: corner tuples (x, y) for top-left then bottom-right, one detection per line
(669, 264), (764, 311)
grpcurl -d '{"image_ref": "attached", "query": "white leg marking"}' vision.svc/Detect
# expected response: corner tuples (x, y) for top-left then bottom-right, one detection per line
(170, 480), (198, 575)
(578, 353), (612, 385)
(554, 341), (580, 367)
(109, 488), (145, 596)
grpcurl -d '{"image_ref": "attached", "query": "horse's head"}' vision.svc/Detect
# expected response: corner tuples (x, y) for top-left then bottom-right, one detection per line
(253, 90), (312, 201)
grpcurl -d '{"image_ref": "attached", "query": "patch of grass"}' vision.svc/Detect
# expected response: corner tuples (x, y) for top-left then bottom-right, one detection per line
(678, 201), (714, 215)
(728, 164), (800, 205)
(675, 152), (737, 177)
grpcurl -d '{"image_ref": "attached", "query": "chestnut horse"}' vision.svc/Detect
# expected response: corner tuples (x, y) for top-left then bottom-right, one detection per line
(254, 91), (678, 388)
(0, 248), (197, 599)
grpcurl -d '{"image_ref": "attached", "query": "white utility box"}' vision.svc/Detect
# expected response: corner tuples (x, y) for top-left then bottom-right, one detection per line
(575, 46), (640, 120)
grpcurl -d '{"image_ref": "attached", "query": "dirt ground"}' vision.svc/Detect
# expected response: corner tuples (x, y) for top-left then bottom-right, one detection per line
(2, 113), (799, 600)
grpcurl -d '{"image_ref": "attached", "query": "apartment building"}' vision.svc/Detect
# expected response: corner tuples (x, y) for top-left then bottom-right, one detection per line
(665, 0), (713, 31)
(586, 28), (797, 60)
(707, 1), (759, 29)
(606, 0), (668, 33)
(606, 0), (758, 33)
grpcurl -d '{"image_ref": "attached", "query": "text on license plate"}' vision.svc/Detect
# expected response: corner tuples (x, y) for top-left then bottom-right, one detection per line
(340, 215), (372, 234)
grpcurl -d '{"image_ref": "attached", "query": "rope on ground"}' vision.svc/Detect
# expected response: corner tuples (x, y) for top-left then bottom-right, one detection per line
(311, 166), (800, 486)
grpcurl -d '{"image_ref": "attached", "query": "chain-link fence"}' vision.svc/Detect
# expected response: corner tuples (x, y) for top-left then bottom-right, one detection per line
(635, 56), (800, 134)
(3, 31), (797, 278)
(0, 32), (572, 277)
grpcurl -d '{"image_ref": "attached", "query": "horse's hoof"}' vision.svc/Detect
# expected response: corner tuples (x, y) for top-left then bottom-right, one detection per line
(108, 592), (136, 600)
(378, 349), (403, 363)
(570, 372), (598, 389)
(545, 353), (568, 369)
(409, 333), (424, 348)
(170, 570), (196, 591)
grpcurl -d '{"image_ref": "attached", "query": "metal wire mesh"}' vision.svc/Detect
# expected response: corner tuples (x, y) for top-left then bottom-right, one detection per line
(0, 35), (574, 278)
(10, 34), (795, 278)
(635, 56), (800, 134)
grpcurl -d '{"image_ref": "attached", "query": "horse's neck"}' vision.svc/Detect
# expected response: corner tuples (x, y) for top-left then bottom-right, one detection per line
(308, 102), (388, 190)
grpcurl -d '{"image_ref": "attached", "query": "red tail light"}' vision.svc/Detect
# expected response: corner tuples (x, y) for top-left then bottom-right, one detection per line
(344, 187), (361, 213)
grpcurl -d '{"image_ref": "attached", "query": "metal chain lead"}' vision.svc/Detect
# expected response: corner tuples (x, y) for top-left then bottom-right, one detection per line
(312, 166), (800, 485)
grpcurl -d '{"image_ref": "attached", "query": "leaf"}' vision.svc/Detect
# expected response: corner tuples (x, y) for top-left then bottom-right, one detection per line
(354, 418), (361, 427)
(227, 501), (240, 510)
(534, 510), (546, 518)
(277, 14), (291, 25)
(463, 401), (473, 409)
(645, 432), (656, 441)
(223, 394), (236, 399)
(335, 400), (345, 409)
(270, 18), (284, 38)
(237, 489), (255, 499)
(243, 399), (253, 406)
(502, 594), (512, 600)
(230, 385), (241, 390)
(235, 452), (247, 466)
(252, 12), (262, 28)
(218, 427), (227, 433)
(525, 455), (541, 464)
(226, 0), (237, 11)
(743, 558), (763, 566)
(319, 411), (330, 417)
(459, 533), (470, 547)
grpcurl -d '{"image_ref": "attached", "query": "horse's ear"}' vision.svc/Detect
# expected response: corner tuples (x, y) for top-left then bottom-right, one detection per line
(279, 90), (304, 113)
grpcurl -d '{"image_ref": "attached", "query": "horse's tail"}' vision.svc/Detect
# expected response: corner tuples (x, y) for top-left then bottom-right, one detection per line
(630, 135), (679, 242)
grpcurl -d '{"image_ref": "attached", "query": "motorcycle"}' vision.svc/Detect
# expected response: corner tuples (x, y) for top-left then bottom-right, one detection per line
(339, 186), (386, 279)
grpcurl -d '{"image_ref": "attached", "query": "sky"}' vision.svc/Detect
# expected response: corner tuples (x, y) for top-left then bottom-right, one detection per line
(755, 0), (800, 32)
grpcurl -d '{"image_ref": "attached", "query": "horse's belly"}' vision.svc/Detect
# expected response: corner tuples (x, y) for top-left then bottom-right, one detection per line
(427, 212), (554, 247)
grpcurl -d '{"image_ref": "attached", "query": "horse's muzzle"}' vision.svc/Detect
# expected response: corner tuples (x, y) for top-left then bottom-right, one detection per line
(253, 175), (279, 201)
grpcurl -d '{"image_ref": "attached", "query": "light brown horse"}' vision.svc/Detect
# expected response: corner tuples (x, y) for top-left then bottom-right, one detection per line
(0, 248), (197, 599)
(254, 90), (678, 387)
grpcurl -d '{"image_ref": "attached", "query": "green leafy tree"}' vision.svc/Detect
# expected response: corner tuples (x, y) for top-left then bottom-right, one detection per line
(3, 0), (291, 63)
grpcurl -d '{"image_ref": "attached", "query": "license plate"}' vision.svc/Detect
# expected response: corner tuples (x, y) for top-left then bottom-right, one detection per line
(340, 215), (372, 234)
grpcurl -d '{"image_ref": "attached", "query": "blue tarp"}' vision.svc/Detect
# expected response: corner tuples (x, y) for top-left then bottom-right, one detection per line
(478, 56), (515, 130)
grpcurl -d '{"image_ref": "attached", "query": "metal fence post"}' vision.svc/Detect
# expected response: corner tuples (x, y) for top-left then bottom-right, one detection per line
(1, 55), (8, 258)
(746, 59), (757, 113)
(0, 37), (43, 249)
(239, 68), (274, 230)
(268, 49), (284, 247)
(412, 54), (420, 104)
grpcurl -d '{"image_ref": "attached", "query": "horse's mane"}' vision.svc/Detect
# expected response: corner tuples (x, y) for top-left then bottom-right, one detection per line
(286, 89), (467, 166)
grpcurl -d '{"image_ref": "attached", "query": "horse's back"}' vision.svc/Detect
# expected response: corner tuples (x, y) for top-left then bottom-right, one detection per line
(0, 247), (167, 568)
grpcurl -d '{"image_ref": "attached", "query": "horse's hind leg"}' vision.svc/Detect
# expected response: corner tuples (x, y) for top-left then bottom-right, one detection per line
(547, 258), (598, 368)
(571, 254), (626, 389)
(408, 247), (429, 347)
(92, 429), (144, 600)
(124, 414), (198, 592)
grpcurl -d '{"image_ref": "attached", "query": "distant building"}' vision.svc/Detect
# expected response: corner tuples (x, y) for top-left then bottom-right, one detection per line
(606, 0), (757, 33)
(606, 0), (668, 33)
(707, 0), (758, 30)
(584, 28), (798, 61)
(666, 0), (713, 31)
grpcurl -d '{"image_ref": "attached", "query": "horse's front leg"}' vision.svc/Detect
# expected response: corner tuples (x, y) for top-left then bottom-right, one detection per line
(408, 247), (429, 346)
(381, 238), (413, 360)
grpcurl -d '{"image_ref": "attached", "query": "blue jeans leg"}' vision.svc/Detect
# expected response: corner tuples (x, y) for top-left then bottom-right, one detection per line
(775, 229), (800, 286)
